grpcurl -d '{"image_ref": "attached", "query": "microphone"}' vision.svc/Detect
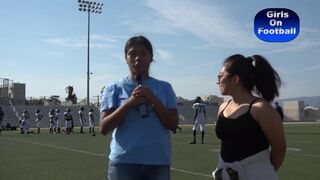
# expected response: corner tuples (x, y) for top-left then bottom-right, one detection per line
(136, 74), (149, 118)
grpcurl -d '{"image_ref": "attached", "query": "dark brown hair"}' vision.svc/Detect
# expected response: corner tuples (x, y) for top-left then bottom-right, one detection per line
(223, 54), (281, 102)
(124, 35), (153, 59)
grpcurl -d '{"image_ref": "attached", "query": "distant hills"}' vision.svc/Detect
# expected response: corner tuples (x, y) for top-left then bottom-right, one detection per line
(276, 96), (320, 108)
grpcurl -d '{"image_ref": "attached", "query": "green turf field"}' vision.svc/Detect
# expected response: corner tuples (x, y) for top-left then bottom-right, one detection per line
(0, 123), (319, 180)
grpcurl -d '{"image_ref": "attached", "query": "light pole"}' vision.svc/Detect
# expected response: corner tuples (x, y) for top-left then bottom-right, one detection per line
(78, 0), (103, 106)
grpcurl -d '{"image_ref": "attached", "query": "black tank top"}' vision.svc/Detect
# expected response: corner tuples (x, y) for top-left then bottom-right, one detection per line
(215, 99), (269, 162)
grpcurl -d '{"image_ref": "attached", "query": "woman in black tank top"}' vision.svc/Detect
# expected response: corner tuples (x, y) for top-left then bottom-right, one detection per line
(213, 54), (286, 179)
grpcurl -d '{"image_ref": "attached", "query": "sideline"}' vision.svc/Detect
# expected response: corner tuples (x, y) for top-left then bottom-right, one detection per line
(1, 136), (213, 178)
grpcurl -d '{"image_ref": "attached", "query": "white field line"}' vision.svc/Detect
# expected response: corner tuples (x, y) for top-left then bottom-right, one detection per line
(285, 147), (320, 158)
(171, 168), (212, 178)
(287, 152), (320, 158)
(1, 137), (107, 157)
(1, 137), (213, 178)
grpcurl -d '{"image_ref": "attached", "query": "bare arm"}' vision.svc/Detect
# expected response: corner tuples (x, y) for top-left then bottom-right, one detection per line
(253, 101), (287, 171)
(99, 94), (144, 135)
(149, 97), (178, 132)
(99, 108), (123, 136)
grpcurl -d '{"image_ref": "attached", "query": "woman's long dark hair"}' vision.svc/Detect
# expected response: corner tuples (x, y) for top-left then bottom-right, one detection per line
(223, 54), (281, 102)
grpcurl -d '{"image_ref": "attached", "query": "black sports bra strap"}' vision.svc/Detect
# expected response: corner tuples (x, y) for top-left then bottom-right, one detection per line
(247, 98), (260, 113)
(221, 100), (232, 113)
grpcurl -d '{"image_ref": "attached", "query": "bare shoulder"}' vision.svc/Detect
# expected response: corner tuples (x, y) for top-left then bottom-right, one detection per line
(218, 101), (230, 114)
(251, 99), (280, 123)
(251, 99), (273, 110)
(219, 101), (229, 109)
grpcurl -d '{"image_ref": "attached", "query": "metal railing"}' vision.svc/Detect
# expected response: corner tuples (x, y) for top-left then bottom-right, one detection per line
(8, 99), (22, 123)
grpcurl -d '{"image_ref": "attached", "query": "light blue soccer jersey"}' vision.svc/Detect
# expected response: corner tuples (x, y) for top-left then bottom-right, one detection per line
(100, 77), (177, 165)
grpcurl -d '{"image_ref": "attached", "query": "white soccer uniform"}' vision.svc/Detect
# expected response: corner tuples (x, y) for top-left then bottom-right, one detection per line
(35, 112), (43, 128)
(88, 111), (95, 128)
(64, 112), (73, 128)
(49, 112), (56, 128)
(192, 102), (206, 131)
(55, 112), (60, 128)
(21, 112), (30, 131)
(79, 110), (85, 127)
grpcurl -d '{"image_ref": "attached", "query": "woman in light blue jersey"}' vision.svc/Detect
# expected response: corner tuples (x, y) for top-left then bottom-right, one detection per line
(100, 35), (178, 180)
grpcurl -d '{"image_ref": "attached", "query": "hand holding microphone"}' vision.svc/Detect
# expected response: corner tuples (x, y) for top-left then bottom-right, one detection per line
(135, 74), (149, 118)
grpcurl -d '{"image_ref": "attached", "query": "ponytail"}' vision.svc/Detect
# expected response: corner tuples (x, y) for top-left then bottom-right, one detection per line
(251, 55), (281, 102)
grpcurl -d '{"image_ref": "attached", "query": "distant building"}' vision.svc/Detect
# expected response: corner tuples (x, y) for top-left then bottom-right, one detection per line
(283, 101), (305, 121)
(0, 78), (26, 105)
(304, 106), (320, 121)
(11, 83), (26, 105)
(203, 95), (224, 105)
(176, 96), (189, 105)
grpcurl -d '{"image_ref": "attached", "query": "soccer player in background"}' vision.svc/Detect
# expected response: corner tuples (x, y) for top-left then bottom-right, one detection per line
(79, 106), (86, 133)
(49, 109), (56, 133)
(20, 110), (33, 134)
(55, 109), (61, 133)
(88, 108), (96, 136)
(64, 108), (73, 134)
(35, 109), (43, 134)
(190, 96), (207, 144)
(275, 102), (284, 121)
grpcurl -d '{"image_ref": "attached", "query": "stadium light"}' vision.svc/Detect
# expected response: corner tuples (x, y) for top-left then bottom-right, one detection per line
(78, 0), (103, 106)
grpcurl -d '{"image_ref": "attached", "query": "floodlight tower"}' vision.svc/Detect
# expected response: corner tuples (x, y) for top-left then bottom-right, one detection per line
(78, 0), (103, 106)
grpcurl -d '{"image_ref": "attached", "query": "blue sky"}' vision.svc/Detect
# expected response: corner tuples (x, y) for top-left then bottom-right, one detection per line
(1, 0), (319, 101)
